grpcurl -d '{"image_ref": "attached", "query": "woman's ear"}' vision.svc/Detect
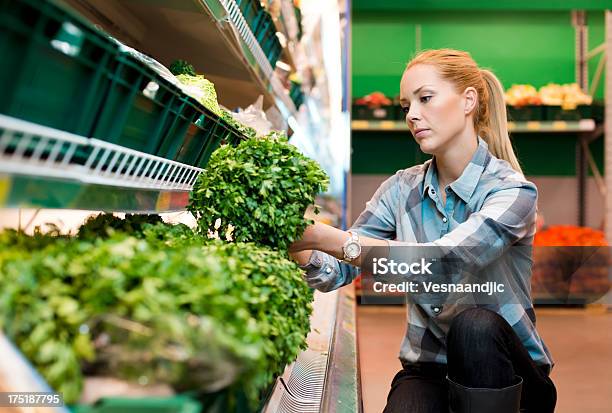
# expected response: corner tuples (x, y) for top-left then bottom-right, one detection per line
(463, 87), (478, 115)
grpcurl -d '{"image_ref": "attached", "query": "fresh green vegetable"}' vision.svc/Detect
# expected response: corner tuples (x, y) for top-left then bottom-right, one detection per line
(0, 221), (312, 408)
(77, 213), (163, 240)
(189, 134), (329, 251)
(169, 59), (196, 76)
(220, 109), (258, 140)
(176, 74), (222, 117)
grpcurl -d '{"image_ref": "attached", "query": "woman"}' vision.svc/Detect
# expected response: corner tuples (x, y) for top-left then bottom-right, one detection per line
(289, 49), (556, 413)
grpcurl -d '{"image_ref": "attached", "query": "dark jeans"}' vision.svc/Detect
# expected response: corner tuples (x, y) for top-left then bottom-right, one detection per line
(383, 308), (557, 413)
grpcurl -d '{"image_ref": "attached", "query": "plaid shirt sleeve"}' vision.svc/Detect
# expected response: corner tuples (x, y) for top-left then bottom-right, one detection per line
(389, 181), (538, 270)
(301, 172), (401, 292)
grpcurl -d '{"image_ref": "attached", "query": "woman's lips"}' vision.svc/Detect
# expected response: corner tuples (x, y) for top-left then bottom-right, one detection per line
(414, 129), (431, 139)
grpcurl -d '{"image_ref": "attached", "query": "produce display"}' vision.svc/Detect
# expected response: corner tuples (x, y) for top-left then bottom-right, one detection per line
(169, 60), (197, 77)
(170, 59), (258, 140)
(505, 83), (592, 109)
(189, 133), (329, 252)
(534, 225), (608, 246)
(176, 74), (223, 117)
(539, 83), (592, 109)
(532, 226), (610, 299)
(354, 91), (392, 108)
(504, 84), (541, 106)
(77, 213), (163, 240)
(220, 109), (258, 140)
(0, 130), (329, 408)
(0, 216), (313, 408)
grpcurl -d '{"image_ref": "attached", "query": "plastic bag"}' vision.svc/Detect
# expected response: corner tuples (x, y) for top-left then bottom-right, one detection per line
(232, 96), (273, 137)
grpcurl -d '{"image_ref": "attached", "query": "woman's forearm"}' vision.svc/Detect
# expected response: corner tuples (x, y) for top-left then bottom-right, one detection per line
(290, 222), (388, 267)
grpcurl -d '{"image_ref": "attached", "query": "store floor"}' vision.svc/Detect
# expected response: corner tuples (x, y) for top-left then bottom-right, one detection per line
(357, 305), (612, 413)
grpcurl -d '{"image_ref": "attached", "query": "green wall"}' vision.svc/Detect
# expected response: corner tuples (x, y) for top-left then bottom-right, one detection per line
(353, 10), (606, 100)
(351, 9), (607, 176)
(353, 1), (612, 12)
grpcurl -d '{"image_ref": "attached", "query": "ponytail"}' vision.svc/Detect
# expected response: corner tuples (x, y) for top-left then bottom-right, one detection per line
(479, 69), (523, 174)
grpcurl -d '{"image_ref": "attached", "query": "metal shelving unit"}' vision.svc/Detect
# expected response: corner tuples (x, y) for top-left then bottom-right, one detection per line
(351, 119), (597, 133)
(0, 114), (200, 212)
(63, 0), (298, 127)
(0, 0), (357, 410)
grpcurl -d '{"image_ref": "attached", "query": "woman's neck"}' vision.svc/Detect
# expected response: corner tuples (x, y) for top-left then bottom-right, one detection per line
(435, 132), (479, 190)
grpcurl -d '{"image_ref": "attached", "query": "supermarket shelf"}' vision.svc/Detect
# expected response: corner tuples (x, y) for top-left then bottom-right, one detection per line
(351, 119), (597, 133)
(0, 114), (200, 212)
(63, 0), (297, 125)
(262, 286), (360, 412)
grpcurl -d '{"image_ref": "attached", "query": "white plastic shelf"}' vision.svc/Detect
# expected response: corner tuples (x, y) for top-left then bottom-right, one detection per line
(0, 114), (202, 212)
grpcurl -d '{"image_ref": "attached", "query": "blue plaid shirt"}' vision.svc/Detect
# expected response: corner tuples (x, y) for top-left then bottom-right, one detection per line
(303, 137), (553, 368)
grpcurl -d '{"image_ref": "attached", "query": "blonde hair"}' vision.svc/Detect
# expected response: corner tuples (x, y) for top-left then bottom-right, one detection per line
(406, 49), (523, 174)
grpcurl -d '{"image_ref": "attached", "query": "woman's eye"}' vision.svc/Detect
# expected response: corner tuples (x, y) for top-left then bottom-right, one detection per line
(420, 96), (432, 103)
(401, 106), (410, 114)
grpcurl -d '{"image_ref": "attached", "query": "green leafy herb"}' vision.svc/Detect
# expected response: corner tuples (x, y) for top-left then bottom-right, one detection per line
(169, 59), (196, 76)
(220, 109), (258, 140)
(0, 220), (312, 408)
(188, 134), (329, 251)
(77, 213), (163, 240)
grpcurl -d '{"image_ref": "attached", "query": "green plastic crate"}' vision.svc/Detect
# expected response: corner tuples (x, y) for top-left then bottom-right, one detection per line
(71, 395), (202, 413)
(175, 103), (221, 168)
(251, 10), (281, 67)
(260, 25), (282, 67)
(506, 105), (544, 121)
(290, 81), (304, 108)
(235, 0), (263, 33)
(155, 96), (219, 167)
(267, 38), (282, 68)
(221, 121), (245, 147)
(254, 10), (273, 45)
(0, 0), (117, 137)
(92, 53), (185, 156)
(195, 117), (224, 168)
(544, 105), (591, 121)
(195, 117), (244, 169)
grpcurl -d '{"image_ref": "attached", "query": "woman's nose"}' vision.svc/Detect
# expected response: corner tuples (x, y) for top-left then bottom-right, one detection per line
(407, 111), (420, 122)
(407, 106), (420, 121)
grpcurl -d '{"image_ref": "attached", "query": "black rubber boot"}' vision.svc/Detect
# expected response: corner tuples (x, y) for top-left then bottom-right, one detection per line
(447, 375), (523, 413)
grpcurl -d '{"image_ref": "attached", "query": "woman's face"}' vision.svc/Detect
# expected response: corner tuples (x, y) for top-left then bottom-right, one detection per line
(400, 64), (473, 155)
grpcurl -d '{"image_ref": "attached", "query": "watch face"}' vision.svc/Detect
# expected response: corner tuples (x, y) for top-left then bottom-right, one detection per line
(346, 243), (360, 258)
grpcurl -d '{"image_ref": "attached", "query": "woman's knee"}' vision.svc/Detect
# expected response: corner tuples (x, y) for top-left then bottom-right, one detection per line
(447, 307), (508, 350)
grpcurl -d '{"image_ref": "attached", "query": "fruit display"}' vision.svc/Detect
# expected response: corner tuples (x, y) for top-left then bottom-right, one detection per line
(504, 83), (596, 121)
(504, 84), (542, 106)
(354, 92), (392, 108)
(539, 83), (592, 109)
(532, 226), (610, 300)
(505, 83), (592, 109)
(534, 225), (608, 246)
(353, 92), (395, 120)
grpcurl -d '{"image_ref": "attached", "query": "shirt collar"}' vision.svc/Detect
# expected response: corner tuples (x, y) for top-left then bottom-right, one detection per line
(421, 137), (490, 203)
